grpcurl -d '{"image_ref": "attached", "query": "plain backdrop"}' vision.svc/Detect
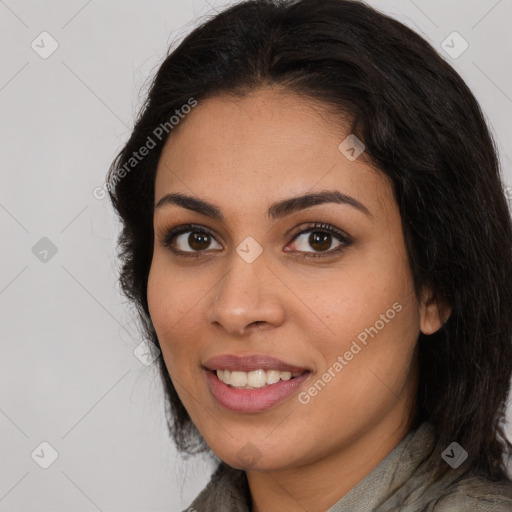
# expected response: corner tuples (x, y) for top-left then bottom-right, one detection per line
(0, 0), (511, 511)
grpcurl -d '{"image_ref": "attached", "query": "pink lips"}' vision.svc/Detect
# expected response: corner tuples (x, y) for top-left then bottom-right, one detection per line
(203, 354), (310, 373)
(203, 354), (311, 413)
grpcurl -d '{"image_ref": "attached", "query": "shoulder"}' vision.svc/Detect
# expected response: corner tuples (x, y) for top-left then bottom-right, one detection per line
(428, 475), (512, 512)
(181, 462), (249, 512)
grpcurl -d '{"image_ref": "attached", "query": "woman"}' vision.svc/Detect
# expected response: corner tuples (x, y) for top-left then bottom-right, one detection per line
(107, 0), (512, 510)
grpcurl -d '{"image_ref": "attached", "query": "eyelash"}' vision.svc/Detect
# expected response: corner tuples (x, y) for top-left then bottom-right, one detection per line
(158, 222), (353, 259)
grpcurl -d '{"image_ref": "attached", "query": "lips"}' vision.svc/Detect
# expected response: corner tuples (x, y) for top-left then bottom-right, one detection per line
(203, 354), (310, 374)
(203, 354), (312, 412)
(205, 369), (311, 412)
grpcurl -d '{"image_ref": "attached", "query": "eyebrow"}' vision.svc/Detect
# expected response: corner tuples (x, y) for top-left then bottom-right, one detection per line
(154, 190), (371, 220)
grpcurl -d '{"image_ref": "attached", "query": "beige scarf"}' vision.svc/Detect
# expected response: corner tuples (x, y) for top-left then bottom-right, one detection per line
(183, 422), (512, 511)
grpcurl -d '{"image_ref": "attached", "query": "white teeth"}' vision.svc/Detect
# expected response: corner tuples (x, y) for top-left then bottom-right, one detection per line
(230, 371), (247, 387)
(266, 370), (281, 385)
(247, 369), (267, 388)
(215, 369), (303, 389)
(280, 371), (292, 381)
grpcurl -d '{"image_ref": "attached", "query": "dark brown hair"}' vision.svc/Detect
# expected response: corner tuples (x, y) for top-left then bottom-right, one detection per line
(107, 0), (512, 483)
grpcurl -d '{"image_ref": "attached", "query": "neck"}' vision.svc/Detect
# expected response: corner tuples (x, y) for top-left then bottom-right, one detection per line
(247, 399), (416, 512)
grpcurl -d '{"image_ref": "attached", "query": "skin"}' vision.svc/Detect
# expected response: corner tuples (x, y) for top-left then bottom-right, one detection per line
(147, 87), (445, 512)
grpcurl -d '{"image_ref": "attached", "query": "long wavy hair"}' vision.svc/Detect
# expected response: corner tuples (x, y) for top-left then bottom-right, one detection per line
(107, 0), (512, 483)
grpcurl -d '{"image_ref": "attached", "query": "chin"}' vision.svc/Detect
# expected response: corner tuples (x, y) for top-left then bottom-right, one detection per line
(211, 443), (301, 472)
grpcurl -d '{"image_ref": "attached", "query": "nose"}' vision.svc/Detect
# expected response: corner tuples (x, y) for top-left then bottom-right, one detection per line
(206, 251), (286, 336)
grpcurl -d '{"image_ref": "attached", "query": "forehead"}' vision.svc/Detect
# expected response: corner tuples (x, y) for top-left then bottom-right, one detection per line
(154, 88), (394, 216)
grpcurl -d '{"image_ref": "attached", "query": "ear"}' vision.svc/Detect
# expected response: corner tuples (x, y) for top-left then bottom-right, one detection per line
(419, 287), (451, 335)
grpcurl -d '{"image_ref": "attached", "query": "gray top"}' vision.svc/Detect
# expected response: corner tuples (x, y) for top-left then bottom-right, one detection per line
(182, 422), (512, 511)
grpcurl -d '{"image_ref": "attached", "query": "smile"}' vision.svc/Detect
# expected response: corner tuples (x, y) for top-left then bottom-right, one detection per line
(206, 370), (311, 412)
(216, 369), (304, 389)
(203, 353), (312, 412)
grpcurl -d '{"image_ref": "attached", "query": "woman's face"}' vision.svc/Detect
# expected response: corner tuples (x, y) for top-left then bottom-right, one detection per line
(148, 88), (436, 471)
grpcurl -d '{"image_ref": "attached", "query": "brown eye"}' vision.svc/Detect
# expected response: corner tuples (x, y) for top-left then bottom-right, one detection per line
(188, 232), (211, 251)
(160, 225), (222, 254)
(286, 222), (353, 257)
(291, 229), (342, 253)
(308, 231), (332, 252)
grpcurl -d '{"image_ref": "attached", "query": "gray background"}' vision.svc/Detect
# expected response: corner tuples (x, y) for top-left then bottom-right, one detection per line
(0, 0), (511, 511)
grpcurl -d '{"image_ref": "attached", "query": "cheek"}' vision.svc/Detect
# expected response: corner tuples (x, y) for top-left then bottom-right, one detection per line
(146, 258), (203, 369)
(294, 271), (419, 440)
(302, 231), (420, 393)
(147, 261), (173, 335)
(313, 252), (416, 342)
